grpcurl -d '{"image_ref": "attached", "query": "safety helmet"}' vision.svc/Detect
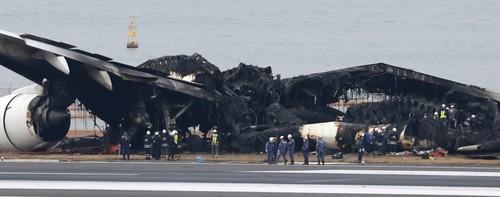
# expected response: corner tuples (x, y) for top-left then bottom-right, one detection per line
(155, 132), (159, 135)
(392, 128), (397, 132)
(162, 129), (167, 134)
(451, 105), (455, 108)
(441, 104), (446, 108)
(172, 130), (178, 134)
(269, 137), (273, 142)
(318, 135), (322, 139)
(446, 107), (450, 110)
(280, 136), (284, 139)
(288, 134), (292, 138)
(434, 112), (438, 115)
(146, 130), (151, 135)
(471, 114), (476, 119)
(213, 129), (217, 133)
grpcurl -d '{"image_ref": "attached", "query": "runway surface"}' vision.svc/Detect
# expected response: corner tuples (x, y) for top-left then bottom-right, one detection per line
(0, 160), (500, 196)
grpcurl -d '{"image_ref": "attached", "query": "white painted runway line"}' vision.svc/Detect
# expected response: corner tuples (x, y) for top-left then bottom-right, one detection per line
(0, 180), (499, 196)
(246, 169), (500, 177)
(0, 172), (138, 176)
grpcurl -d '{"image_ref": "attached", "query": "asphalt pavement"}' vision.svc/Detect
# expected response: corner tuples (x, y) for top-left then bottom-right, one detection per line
(0, 160), (499, 196)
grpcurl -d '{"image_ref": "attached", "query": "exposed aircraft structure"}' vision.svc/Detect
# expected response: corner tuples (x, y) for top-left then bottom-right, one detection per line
(457, 139), (500, 159)
(1, 29), (500, 156)
(0, 30), (216, 151)
(140, 55), (500, 154)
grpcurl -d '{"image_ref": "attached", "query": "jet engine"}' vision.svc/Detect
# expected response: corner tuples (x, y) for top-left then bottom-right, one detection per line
(0, 85), (70, 151)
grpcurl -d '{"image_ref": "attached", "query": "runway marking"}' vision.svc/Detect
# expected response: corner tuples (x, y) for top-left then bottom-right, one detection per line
(0, 172), (138, 176)
(0, 180), (499, 196)
(246, 169), (500, 177)
(5, 160), (500, 170)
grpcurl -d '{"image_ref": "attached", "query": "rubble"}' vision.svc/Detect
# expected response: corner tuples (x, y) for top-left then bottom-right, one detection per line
(137, 55), (500, 154)
(3, 29), (499, 156)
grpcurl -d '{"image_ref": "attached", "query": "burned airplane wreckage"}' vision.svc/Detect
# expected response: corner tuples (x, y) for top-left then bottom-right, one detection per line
(1, 29), (500, 157)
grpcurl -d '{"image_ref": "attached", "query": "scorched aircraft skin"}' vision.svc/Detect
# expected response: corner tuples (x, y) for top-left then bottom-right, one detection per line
(1, 29), (500, 157)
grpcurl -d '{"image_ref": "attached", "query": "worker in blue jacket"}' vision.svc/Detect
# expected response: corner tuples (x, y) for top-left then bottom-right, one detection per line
(302, 136), (309, 165)
(287, 134), (295, 165)
(277, 136), (288, 165)
(316, 136), (326, 165)
(265, 137), (274, 164)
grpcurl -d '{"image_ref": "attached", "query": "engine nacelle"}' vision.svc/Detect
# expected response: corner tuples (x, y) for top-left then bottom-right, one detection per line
(0, 85), (70, 151)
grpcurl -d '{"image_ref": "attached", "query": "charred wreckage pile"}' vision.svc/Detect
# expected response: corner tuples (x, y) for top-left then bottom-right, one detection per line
(1, 30), (499, 157)
(134, 54), (500, 157)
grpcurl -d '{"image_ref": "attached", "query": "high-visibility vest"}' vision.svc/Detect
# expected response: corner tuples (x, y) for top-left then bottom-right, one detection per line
(173, 134), (179, 144)
(212, 133), (219, 145)
(440, 110), (447, 119)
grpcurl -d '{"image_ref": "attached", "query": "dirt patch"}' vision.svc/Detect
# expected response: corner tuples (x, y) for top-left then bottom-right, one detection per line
(1, 152), (500, 166)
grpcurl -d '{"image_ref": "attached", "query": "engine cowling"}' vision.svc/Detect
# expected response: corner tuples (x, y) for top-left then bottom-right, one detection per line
(0, 85), (70, 151)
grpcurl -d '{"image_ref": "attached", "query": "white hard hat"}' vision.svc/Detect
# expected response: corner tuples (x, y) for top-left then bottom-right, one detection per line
(269, 137), (273, 142)
(392, 128), (397, 132)
(471, 114), (476, 118)
(162, 129), (167, 134)
(288, 134), (292, 138)
(442, 104), (446, 107)
(155, 132), (159, 135)
(318, 135), (322, 139)
(434, 112), (438, 115)
(280, 136), (284, 139)
(446, 107), (450, 110)
(213, 129), (217, 133)
(146, 131), (151, 135)
(451, 105), (455, 108)
(173, 130), (178, 134)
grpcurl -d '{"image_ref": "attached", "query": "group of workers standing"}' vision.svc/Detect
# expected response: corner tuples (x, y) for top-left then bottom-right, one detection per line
(354, 127), (399, 164)
(354, 103), (479, 163)
(431, 103), (478, 152)
(265, 134), (327, 165)
(143, 129), (181, 160)
(119, 126), (221, 160)
(119, 128), (182, 160)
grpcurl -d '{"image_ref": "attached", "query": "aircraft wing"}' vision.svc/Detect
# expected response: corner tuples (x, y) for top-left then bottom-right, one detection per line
(0, 29), (216, 101)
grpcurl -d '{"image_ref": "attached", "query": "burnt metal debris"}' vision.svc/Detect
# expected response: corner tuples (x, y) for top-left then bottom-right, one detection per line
(1, 30), (500, 155)
(138, 54), (500, 154)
